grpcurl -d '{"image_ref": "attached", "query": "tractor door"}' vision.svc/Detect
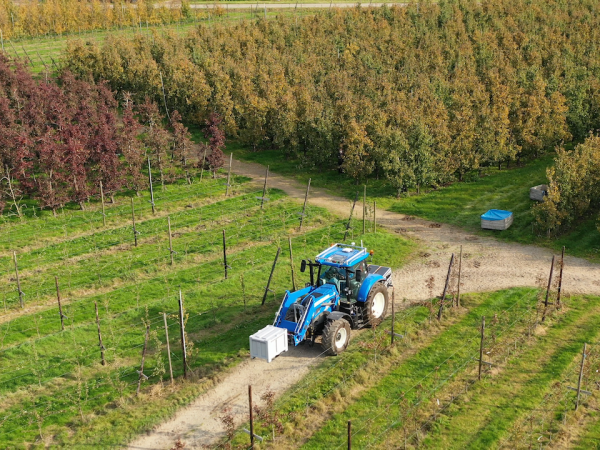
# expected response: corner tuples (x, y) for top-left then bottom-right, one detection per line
(345, 260), (368, 302)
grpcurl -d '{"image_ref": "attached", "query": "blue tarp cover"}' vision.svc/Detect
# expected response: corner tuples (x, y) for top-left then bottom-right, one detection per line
(481, 209), (513, 221)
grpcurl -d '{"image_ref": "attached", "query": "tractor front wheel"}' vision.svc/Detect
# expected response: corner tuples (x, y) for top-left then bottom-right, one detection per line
(364, 283), (389, 327)
(322, 319), (351, 356)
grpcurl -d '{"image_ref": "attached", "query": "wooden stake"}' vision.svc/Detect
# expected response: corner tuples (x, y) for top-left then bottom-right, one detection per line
(289, 237), (297, 291)
(20, 44), (34, 68)
(262, 247), (281, 305)
(13, 251), (23, 308)
(0, 29), (3, 52)
(226, 152), (233, 196)
(99, 180), (106, 226)
(457, 245), (462, 307)
(249, 385), (255, 448)
(576, 343), (587, 410)
(344, 192), (359, 242)
(478, 316), (485, 381)
(542, 255), (555, 323)
(363, 185), (366, 235)
(391, 289), (396, 345)
(147, 156), (155, 214)
(136, 325), (150, 395)
(55, 276), (65, 331)
(298, 178), (311, 231)
(95, 301), (106, 366)
(437, 253), (455, 320)
(260, 165), (269, 209)
(35, 50), (49, 73)
(373, 200), (376, 232)
(222, 229), (228, 279)
(348, 420), (352, 450)
(557, 246), (565, 308)
(168, 216), (174, 265)
(48, 55), (59, 72)
(178, 290), (188, 379)
(131, 198), (138, 247)
(163, 312), (174, 385)
(241, 273), (247, 312)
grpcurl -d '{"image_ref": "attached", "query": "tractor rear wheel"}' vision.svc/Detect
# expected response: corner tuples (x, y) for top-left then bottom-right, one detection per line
(322, 319), (351, 356)
(364, 283), (389, 327)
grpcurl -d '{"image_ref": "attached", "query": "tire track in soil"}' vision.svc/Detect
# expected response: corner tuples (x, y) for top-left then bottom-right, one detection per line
(128, 159), (600, 449)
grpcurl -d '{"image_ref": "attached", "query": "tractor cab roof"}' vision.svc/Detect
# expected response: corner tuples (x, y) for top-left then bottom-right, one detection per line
(315, 243), (369, 268)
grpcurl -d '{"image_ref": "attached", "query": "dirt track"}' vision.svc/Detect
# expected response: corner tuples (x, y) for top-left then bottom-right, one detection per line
(129, 159), (600, 449)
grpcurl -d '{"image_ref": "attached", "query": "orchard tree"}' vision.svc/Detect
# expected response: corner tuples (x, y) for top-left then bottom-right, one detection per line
(170, 110), (193, 183)
(340, 120), (374, 183)
(137, 97), (172, 189)
(204, 112), (226, 178)
(120, 94), (145, 195)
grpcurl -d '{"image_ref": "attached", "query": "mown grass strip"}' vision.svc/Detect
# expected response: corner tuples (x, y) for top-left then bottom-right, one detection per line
(0, 195), (304, 311)
(0, 189), (280, 272)
(420, 295), (600, 449)
(0, 172), (250, 251)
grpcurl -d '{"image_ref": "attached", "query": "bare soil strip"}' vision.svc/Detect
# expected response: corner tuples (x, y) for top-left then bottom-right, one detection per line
(129, 159), (600, 449)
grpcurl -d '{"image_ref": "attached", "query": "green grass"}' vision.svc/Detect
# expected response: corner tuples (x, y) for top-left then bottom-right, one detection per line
(300, 288), (537, 448)
(0, 191), (296, 310)
(0, 168), (416, 448)
(0, 170), (251, 249)
(420, 296), (600, 449)
(576, 414), (600, 449)
(234, 288), (600, 449)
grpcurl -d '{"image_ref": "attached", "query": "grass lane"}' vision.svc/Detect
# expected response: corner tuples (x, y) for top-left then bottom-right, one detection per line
(420, 295), (600, 449)
(0, 200), (332, 348)
(0, 195), (305, 311)
(0, 173), (251, 252)
(0, 189), (283, 273)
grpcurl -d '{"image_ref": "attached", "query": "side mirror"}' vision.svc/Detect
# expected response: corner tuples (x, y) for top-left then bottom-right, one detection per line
(300, 260), (307, 273)
(355, 269), (363, 282)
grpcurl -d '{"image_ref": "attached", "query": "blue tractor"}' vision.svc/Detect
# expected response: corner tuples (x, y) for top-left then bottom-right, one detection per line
(272, 243), (393, 356)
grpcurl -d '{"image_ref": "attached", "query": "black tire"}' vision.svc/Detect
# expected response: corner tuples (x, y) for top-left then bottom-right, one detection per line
(322, 319), (351, 356)
(364, 283), (389, 327)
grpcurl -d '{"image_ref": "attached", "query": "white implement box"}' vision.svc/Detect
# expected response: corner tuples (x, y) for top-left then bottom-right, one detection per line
(249, 325), (288, 363)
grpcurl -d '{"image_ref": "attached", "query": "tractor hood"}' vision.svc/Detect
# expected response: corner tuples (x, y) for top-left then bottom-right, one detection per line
(274, 283), (339, 340)
(308, 283), (339, 305)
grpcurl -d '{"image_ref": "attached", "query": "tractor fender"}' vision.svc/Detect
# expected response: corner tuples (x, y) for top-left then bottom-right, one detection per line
(326, 311), (353, 325)
(356, 274), (385, 303)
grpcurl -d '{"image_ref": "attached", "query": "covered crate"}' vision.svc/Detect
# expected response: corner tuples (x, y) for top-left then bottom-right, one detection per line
(249, 325), (288, 363)
(530, 184), (548, 201)
(481, 209), (513, 230)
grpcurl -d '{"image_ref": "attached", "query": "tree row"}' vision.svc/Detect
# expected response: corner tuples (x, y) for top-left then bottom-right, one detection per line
(0, 0), (193, 39)
(0, 54), (225, 217)
(63, 0), (600, 196)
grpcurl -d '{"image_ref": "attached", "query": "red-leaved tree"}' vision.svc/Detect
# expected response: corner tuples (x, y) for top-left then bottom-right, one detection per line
(204, 112), (226, 178)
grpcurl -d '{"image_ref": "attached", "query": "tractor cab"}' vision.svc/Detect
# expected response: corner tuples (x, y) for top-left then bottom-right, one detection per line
(308, 243), (370, 303)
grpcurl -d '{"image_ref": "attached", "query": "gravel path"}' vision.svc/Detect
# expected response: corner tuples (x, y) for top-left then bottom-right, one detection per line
(129, 158), (600, 449)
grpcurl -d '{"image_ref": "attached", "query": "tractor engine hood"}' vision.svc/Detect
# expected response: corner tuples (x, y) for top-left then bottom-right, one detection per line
(274, 283), (339, 339)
